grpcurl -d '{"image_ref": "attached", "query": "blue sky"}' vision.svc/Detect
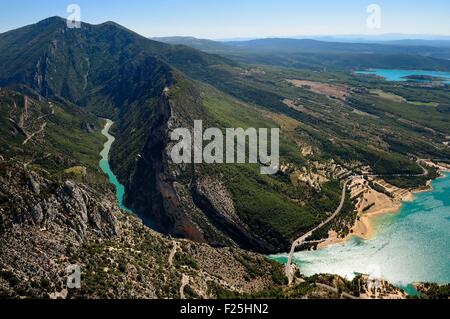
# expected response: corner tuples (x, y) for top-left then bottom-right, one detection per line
(1, 0), (449, 39)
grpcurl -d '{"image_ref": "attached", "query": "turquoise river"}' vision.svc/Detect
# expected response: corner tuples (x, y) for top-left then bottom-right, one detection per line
(270, 173), (450, 292)
(100, 119), (157, 229)
(99, 119), (133, 213)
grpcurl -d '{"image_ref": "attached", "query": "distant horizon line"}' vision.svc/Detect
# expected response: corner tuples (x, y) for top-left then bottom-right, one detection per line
(152, 33), (450, 42)
(2, 16), (450, 42)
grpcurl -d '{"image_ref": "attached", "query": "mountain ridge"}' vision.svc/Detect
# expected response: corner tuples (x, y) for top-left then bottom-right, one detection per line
(155, 36), (450, 71)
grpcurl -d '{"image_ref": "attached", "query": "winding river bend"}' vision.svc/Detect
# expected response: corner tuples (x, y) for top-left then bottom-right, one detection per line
(99, 119), (134, 213)
(271, 173), (450, 291)
(100, 120), (157, 229)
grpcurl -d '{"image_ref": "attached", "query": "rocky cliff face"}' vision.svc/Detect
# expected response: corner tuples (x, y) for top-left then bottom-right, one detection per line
(0, 162), (118, 239)
(192, 176), (276, 251)
(0, 161), (118, 298)
(0, 161), (284, 299)
(112, 82), (281, 254)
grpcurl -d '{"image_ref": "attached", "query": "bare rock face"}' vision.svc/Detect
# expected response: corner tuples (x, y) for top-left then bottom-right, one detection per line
(116, 92), (281, 253)
(81, 122), (95, 133)
(196, 177), (238, 224)
(0, 163), (118, 240)
(0, 162), (120, 298)
(193, 177), (277, 253)
(28, 171), (42, 195)
(0, 162), (284, 299)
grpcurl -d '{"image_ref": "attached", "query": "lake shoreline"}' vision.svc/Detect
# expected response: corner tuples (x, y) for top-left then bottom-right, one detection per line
(355, 68), (450, 84)
(318, 166), (450, 249)
(273, 171), (450, 288)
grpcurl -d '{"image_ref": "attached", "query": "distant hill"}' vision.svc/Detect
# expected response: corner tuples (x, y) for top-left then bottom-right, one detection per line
(380, 40), (450, 48)
(151, 36), (231, 52)
(155, 36), (450, 71)
(0, 17), (237, 108)
(307, 34), (450, 43)
(225, 38), (450, 56)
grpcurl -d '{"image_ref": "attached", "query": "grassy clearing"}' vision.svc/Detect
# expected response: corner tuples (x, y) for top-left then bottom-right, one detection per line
(407, 101), (439, 107)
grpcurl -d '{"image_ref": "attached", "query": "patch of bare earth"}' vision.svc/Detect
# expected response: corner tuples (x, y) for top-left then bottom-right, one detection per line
(282, 99), (321, 117)
(287, 79), (350, 101)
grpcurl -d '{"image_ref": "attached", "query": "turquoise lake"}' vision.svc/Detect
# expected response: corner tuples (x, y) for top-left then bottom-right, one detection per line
(270, 173), (450, 290)
(355, 69), (450, 84)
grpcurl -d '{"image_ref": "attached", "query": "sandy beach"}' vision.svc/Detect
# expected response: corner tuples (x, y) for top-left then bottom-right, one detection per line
(317, 211), (392, 249)
(317, 177), (424, 249)
(317, 167), (448, 249)
(351, 205), (402, 240)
